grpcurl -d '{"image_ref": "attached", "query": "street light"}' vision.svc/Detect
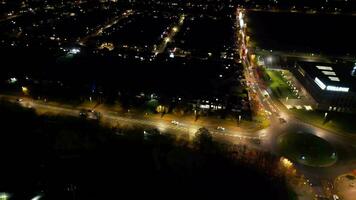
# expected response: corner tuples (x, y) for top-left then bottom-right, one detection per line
(31, 194), (43, 200)
(0, 193), (10, 200)
(22, 86), (29, 95)
(324, 112), (328, 119)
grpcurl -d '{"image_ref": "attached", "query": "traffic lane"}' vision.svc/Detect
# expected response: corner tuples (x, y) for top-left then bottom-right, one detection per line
(10, 97), (264, 141)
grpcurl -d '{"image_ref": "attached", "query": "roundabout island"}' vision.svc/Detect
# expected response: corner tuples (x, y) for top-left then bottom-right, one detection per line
(277, 132), (337, 167)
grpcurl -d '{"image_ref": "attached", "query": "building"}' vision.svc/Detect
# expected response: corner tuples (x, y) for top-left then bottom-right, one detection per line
(291, 61), (356, 113)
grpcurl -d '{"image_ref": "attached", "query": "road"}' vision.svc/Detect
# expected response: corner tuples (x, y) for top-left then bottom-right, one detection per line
(237, 8), (356, 198)
(78, 10), (134, 45)
(153, 14), (185, 55)
(0, 94), (263, 142)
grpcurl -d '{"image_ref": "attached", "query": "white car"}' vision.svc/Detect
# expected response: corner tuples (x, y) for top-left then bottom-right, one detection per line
(171, 120), (179, 125)
(217, 126), (225, 131)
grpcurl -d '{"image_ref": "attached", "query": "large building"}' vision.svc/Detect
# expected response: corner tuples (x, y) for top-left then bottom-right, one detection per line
(291, 61), (356, 113)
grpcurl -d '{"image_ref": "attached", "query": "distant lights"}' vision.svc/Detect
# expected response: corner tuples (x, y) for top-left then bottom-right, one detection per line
(238, 12), (243, 20)
(239, 18), (244, 27)
(69, 48), (80, 54)
(9, 77), (17, 84)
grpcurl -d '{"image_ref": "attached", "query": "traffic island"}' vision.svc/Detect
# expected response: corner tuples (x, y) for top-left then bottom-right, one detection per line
(277, 132), (337, 167)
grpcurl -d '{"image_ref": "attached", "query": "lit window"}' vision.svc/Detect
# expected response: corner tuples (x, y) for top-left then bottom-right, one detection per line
(314, 77), (326, 90)
(316, 65), (333, 71)
(322, 71), (336, 75)
(328, 77), (340, 82)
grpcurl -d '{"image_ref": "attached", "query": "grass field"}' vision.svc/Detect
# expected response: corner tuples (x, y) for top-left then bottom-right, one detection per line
(292, 109), (356, 135)
(266, 70), (298, 99)
(277, 132), (337, 167)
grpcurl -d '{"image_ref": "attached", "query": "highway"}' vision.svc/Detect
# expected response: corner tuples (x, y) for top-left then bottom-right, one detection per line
(0, 94), (263, 142)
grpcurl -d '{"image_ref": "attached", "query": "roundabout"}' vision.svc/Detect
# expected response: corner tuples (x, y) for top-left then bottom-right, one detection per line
(277, 132), (337, 167)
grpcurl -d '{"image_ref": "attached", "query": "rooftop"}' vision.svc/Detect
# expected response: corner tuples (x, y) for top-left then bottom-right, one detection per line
(298, 61), (356, 93)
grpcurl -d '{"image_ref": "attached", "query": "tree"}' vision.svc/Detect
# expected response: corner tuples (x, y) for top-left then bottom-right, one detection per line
(193, 127), (214, 153)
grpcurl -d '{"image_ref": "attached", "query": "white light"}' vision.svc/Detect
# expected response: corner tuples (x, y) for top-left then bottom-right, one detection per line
(0, 193), (10, 200)
(32, 195), (43, 200)
(239, 19), (244, 27)
(351, 65), (356, 76)
(169, 52), (175, 58)
(326, 85), (349, 92)
(304, 105), (313, 111)
(9, 77), (17, 83)
(316, 65), (333, 71)
(328, 76), (340, 82)
(200, 104), (210, 109)
(322, 71), (336, 75)
(69, 48), (80, 54)
(314, 77), (326, 90)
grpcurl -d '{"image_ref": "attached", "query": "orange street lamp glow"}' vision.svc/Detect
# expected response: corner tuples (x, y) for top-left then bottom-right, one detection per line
(22, 86), (29, 94)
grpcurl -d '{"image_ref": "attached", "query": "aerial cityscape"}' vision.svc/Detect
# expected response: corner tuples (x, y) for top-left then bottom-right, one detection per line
(0, 0), (356, 199)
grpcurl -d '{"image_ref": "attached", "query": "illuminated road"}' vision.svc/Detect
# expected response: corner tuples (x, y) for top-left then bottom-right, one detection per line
(236, 9), (356, 198)
(154, 14), (185, 55)
(78, 10), (134, 45)
(0, 95), (263, 143)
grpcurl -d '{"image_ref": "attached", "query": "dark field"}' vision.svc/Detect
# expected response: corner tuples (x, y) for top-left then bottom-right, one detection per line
(248, 11), (356, 56)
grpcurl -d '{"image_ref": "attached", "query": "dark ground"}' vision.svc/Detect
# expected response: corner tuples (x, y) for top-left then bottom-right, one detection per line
(0, 101), (291, 199)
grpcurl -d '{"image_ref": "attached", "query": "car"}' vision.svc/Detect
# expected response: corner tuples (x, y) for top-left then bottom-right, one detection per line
(171, 120), (179, 125)
(279, 118), (287, 123)
(217, 126), (225, 131)
(79, 109), (88, 117)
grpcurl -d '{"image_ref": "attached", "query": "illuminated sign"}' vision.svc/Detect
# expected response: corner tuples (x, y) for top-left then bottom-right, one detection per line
(326, 86), (349, 92)
(314, 77), (349, 92)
